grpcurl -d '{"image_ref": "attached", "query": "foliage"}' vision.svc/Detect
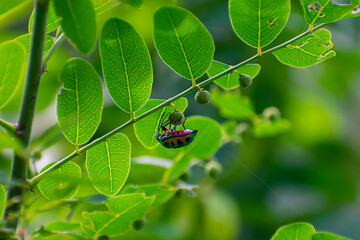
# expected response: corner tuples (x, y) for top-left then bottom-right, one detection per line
(0, 0), (358, 239)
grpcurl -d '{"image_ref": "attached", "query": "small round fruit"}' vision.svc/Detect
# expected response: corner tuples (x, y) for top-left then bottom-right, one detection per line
(263, 106), (281, 121)
(170, 110), (185, 125)
(238, 74), (253, 88)
(195, 89), (211, 105)
(132, 219), (146, 230)
(205, 161), (222, 179)
(32, 151), (42, 160)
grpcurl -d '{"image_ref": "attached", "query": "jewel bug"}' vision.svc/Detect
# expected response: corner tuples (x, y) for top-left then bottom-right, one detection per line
(155, 111), (198, 149)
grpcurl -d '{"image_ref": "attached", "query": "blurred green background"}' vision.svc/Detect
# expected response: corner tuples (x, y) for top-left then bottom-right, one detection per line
(0, 0), (360, 239)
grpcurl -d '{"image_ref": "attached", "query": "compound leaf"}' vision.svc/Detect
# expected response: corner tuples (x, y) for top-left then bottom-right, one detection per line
(271, 222), (315, 240)
(0, 184), (5, 220)
(211, 88), (256, 120)
(57, 58), (103, 146)
(123, 184), (177, 207)
(300, 0), (357, 27)
(38, 161), (81, 200)
(100, 18), (153, 114)
(154, 6), (215, 81)
(83, 193), (154, 237)
(86, 133), (131, 196)
(229, 0), (291, 50)
(207, 61), (261, 90)
(0, 41), (25, 108)
(133, 98), (188, 149)
(273, 29), (335, 68)
(54, 0), (97, 54)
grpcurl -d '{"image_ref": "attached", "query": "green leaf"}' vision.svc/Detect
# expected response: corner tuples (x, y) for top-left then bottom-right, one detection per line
(54, 0), (97, 54)
(273, 29), (335, 68)
(133, 98), (188, 149)
(211, 88), (256, 120)
(86, 133), (131, 196)
(93, 0), (121, 14)
(100, 18), (153, 113)
(29, 0), (121, 34)
(300, 0), (357, 26)
(207, 61), (261, 90)
(271, 223), (316, 240)
(57, 58), (103, 146)
(123, 0), (143, 8)
(15, 34), (54, 56)
(182, 116), (222, 159)
(343, 5), (360, 19)
(312, 232), (351, 240)
(38, 161), (81, 200)
(29, 1), (60, 33)
(153, 6), (215, 81)
(123, 184), (177, 207)
(0, 130), (22, 153)
(0, 184), (5, 220)
(252, 118), (291, 138)
(0, 0), (27, 16)
(83, 193), (154, 237)
(229, 0), (291, 50)
(45, 222), (82, 232)
(0, 41), (25, 108)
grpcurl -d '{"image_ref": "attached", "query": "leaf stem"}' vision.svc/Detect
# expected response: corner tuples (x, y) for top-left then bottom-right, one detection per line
(6, 0), (49, 231)
(0, 119), (16, 134)
(42, 32), (65, 66)
(28, 23), (326, 187)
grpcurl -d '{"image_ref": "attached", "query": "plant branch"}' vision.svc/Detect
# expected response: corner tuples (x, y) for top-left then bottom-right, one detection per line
(28, 23), (326, 187)
(0, 119), (16, 134)
(42, 32), (65, 65)
(6, 0), (49, 231)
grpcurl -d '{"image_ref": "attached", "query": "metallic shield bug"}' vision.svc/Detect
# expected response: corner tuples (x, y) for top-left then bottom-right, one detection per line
(155, 111), (198, 149)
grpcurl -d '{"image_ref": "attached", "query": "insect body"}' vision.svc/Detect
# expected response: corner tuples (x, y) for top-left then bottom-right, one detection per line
(156, 129), (198, 149)
(155, 110), (198, 149)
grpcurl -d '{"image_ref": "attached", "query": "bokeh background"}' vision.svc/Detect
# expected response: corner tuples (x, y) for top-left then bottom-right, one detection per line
(0, 0), (360, 239)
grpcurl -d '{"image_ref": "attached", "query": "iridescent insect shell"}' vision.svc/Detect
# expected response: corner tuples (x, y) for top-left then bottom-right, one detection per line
(155, 129), (198, 149)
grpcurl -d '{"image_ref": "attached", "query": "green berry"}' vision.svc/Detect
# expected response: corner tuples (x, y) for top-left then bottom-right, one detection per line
(170, 110), (185, 125)
(263, 106), (281, 121)
(195, 89), (211, 105)
(132, 219), (146, 230)
(32, 151), (42, 160)
(205, 161), (222, 179)
(238, 74), (252, 88)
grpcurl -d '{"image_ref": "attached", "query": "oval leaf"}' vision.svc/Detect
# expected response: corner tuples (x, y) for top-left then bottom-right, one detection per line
(57, 58), (103, 146)
(273, 29), (335, 68)
(54, 0), (97, 54)
(29, 1), (60, 33)
(271, 222), (316, 240)
(38, 161), (81, 200)
(229, 0), (291, 49)
(86, 133), (131, 196)
(0, 184), (6, 220)
(211, 88), (256, 120)
(181, 116), (222, 159)
(83, 193), (154, 237)
(0, 41), (25, 108)
(154, 6), (215, 80)
(312, 232), (351, 240)
(100, 18), (153, 113)
(123, 184), (177, 207)
(133, 98), (188, 149)
(0, 0), (27, 16)
(300, 0), (357, 26)
(207, 61), (261, 90)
